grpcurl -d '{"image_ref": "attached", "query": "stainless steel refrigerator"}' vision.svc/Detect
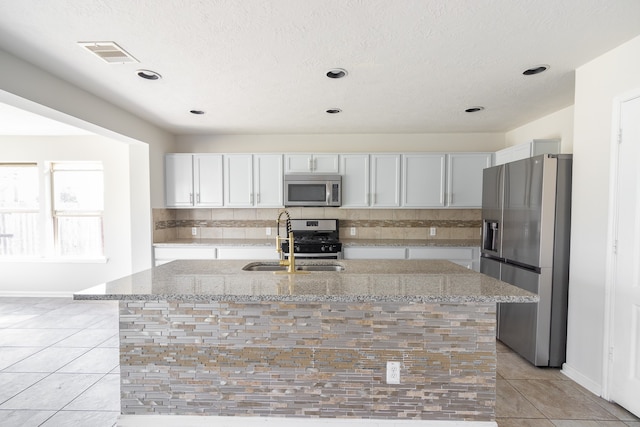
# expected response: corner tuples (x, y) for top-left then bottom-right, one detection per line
(480, 154), (572, 367)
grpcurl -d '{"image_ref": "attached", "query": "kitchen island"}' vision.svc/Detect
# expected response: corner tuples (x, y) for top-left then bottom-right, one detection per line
(75, 259), (536, 427)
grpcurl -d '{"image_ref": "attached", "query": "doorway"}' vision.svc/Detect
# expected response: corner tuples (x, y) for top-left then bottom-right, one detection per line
(607, 92), (640, 416)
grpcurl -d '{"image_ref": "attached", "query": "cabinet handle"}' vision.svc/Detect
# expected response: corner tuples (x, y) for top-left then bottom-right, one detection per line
(256, 193), (260, 204)
(189, 193), (193, 204)
(308, 158), (313, 171)
(196, 193), (200, 203)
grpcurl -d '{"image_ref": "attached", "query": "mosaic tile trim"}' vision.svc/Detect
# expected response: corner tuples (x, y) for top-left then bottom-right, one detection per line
(155, 219), (481, 230)
(119, 300), (496, 420)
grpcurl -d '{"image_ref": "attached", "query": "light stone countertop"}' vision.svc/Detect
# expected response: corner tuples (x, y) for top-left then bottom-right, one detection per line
(74, 259), (536, 304)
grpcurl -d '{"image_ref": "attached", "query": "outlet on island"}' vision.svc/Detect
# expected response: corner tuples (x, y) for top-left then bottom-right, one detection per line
(350, 227), (356, 236)
(386, 361), (401, 384)
(191, 227), (197, 236)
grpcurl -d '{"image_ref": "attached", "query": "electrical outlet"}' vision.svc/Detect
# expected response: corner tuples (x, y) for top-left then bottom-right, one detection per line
(350, 227), (356, 236)
(191, 227), (197, 236)
(430, 227), (436, 236)
(386, 361), (400, 384)
(266, 227), (272, 236)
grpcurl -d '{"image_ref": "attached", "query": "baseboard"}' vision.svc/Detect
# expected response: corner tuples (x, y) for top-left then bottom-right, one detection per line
(0, 291), (73, 298)
(118, 415), (497, 427)
(562, 362), (602, 396)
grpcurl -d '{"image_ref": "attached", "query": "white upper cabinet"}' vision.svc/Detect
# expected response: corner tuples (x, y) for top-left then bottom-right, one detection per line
(194, 154), (224, 207)
(339, 154), (370, 207)
(447, 153), (492, 207)
(371, 154), (401, 207)
(253, 154), (283, 207)
(224, 154), (253, 207)
(494, 138), (560, 165)
(225, 154), (283, 208)
(165, 154), (223, 208)
(284, 154), (339, 174)
(402, 154), (446, 207)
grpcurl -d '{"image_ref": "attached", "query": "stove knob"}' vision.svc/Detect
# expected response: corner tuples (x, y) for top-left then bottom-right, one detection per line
(294, 245), (301, 252)
(321, 246), (326, 252)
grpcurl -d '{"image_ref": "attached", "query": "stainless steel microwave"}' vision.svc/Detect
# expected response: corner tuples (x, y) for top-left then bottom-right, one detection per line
(284, 174), (341, 207)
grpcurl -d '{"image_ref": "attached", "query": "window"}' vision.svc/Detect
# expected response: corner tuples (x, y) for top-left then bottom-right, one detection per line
(0, 161), (104, 259)
(52, 162), (104, 257)
(0, 164), (40, 256)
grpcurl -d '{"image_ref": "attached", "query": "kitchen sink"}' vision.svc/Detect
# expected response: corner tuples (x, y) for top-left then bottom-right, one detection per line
(242, 262), (345, 272)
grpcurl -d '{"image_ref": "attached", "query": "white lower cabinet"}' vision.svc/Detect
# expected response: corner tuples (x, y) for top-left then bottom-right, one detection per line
(343, 247), (407, 259)
(153, 246), (217, 266)
(345, 245), (479, 271)
(217, 247), (278, 260)
(153, 245), (278, 265)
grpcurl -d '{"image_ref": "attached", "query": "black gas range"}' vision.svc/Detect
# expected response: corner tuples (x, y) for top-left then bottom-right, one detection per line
(281, 219), (342, 259)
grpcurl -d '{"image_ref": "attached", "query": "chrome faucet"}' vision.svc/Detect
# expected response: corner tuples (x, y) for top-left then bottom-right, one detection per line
(276, 209), (297, 274)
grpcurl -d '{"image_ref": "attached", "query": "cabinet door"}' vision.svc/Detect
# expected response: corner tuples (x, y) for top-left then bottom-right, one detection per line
(340, 154), (370, 207)
(224, 154), (254, 207)
(312, 154), (340, 173)
(284, 154), (339, 173)
(194, 154), (223, 207)
(254, 154), (283, 207)
(284, 154), (313, 173)
(447, 153), (491, 207)
(371, 154), (401, 207)
(165, 154), (194, 207)
(402, 154), (445, 207)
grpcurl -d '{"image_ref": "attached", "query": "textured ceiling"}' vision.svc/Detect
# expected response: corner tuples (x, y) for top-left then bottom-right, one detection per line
(0, 0), (640, 135)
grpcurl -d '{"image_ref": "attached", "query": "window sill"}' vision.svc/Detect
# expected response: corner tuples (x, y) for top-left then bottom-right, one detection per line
(0, 257), (108, 264)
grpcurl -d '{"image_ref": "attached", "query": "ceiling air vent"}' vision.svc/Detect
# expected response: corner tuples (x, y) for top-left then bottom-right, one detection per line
(77, 41), (139, 64)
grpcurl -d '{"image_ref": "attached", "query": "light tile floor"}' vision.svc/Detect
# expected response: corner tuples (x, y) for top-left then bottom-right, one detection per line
(0, 297), (638, 427)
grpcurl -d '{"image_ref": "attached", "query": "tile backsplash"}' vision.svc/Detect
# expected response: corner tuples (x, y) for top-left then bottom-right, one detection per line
(153, 208), (481, 243)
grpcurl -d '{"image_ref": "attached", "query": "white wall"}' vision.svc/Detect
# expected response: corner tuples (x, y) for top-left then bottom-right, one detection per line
(564, 34), (640, 394)
(176, 133), (506, 153)
(0, 135), (145, 295)
(0, 48), (175, 208)
(505, 106), (574, 153)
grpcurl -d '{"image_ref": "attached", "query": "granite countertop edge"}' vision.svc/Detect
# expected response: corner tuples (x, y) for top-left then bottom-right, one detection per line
(75, 293), (536, 303)
(73, 260), (537, 304)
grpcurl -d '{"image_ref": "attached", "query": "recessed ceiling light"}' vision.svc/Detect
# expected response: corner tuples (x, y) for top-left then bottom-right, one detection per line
(326, 108), (342, 114)
(326, 68), (348, 79)
(465, 106), (485, 113)
(523, 65), (549, 76)
(137, 69), (162, 80)
(190, 110), (205, 115)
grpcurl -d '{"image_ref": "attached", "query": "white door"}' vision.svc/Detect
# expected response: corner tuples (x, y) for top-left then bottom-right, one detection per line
(254, 154), (283, 207)
(370, 154), (400, 207)
(312, 154), (340, 173)
(402, 153), (445, 207)
(224, 154), (253, 207)
(165, 154), (194, 207)
(194, 154), (223, 207)
(447, 153), (491, 207)
(610, 94), (640, 416)
(284, 154), (313, 173)
(340, 154), (370, 207)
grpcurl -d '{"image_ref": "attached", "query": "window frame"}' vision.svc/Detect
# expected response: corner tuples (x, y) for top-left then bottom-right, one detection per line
(50, 162), (105, 258)
(0, 163), (40, 257)
(0, 161), (106, 261)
